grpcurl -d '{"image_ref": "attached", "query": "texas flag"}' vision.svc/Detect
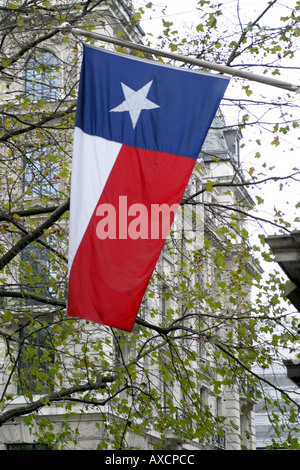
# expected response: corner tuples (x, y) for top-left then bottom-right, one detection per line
(67, 45), (229, 331)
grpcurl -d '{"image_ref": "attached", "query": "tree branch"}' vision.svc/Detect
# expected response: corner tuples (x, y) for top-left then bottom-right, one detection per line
(0, 103), (76, 143)
(216, 342), (300, 408)
(182, 172), (300, 204)
(0, 288), (66, 307)
(0, 373), (115, 427)
(0, 205), (60, 222)
(225, 0), (278, 66)
(2, 212), (68, 262)
(0, 198), (70, 271)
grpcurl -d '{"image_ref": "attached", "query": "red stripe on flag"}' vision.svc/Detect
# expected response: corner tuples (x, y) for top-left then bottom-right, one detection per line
(67, 145), (195, 331)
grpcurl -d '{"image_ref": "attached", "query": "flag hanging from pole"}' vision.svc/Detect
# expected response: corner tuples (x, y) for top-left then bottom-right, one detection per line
(67, 45), (229, 331)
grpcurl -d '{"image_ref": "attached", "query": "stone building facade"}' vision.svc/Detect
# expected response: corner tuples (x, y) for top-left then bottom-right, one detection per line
(0, 0), (258, 450)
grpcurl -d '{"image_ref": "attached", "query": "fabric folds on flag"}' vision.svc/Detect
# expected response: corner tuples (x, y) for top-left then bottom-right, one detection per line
(67, 45), (229, 331)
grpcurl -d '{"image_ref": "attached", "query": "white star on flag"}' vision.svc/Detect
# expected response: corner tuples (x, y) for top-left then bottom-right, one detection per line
(110, 80), (160, 129)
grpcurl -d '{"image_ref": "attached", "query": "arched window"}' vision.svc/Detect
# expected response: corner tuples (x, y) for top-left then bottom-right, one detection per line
(25, 50), (58, 100)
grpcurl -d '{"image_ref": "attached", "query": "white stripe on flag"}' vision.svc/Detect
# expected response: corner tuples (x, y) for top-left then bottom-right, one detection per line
(68, 127), (122, 273)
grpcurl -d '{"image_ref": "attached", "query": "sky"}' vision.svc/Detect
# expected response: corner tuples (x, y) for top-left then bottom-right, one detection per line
(131, 2), (300, 327)
(133, 0), (300, 237)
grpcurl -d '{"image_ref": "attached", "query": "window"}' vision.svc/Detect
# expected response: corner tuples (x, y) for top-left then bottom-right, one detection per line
(115, 333), (128, 368)
(20, 239), (58, 305)
(25, 50), (58, 101)
(23, 146), (59, 196)
(139, 299), (147, 320)
(161, 284), (170, 324)
(18, 324), (55, 395)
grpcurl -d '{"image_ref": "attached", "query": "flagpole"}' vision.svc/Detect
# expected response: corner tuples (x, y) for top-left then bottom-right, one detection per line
(68, 27), (300, 94)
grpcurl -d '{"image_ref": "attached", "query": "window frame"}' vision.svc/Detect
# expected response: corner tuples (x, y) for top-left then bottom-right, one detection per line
(25, 49), (59, 101)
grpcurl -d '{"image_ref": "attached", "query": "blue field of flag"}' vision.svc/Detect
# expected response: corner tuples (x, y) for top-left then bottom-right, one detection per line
(75, 46), (229, 159)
